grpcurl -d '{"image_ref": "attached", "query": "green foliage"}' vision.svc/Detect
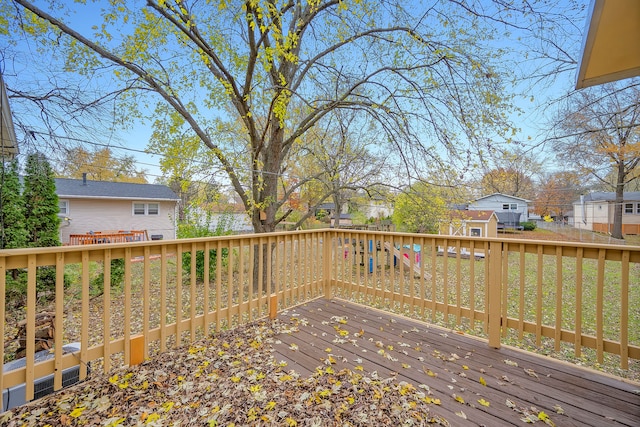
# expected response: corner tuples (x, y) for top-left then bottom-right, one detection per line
(521, 221), (537, 231)
(23, 153), (61, 248)
(90, 258), (126, 297)
(178, 211), (232, 281)
(392, 182), (448, 233)
(5, 266), (71, 303)
(0, 160), (28, 249)
(57, 147), (148, 183)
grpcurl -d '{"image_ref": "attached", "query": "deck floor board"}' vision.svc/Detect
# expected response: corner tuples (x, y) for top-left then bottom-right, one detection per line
(271, 298), (640, 427)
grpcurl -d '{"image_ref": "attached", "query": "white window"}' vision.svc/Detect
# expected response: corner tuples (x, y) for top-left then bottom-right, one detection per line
(637, 203), (640, 214)
(624, 203), (634, 214)
(59, 200), (69, 215)
(470, 228), (482, 237)
(133, 203), (159, 216)
(502, 203), (517, 210)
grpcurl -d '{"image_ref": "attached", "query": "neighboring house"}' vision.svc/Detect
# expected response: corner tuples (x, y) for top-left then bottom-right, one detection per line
(467, 193), (530, 222)
(573, 192), (640, 235)
(0, 73), (19, 161)
(360, 195), (393, 220)
(56, 177), (180, 244)
(439, 210), (498, 238)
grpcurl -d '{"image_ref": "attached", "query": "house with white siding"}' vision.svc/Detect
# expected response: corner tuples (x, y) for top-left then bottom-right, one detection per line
(56, 177), (180, 244)
(573, 192), (640, 235)
(467, 193), (530, 223)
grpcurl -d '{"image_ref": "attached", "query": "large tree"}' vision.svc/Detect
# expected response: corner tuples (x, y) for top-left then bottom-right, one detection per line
(0, 159), (28, 249)
(552, 81), (640, 239)
(57, 147), (148, 183)
(392, 181), (448, 234)
(294, 110), (387, 228)
(5, 0), (562, 233)
(532, 170), (584, 219)
(22, 152), (60, 248)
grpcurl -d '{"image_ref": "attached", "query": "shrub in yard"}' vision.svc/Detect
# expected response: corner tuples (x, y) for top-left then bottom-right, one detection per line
(5, 266), (72, 305)
(178, 210), (232, 281)
(521, 221), (537, 231)
(90, 258), (126, 296)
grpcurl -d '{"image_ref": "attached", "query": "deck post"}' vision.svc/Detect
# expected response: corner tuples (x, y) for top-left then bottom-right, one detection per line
(323, 230), (332, 299)
(269, 294), (278, 319)
(488, 240), (503, 349)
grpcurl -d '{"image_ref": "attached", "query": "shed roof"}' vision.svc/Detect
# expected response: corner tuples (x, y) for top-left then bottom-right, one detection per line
(55, 178), (180, 201)
(447, 210), (496, 222)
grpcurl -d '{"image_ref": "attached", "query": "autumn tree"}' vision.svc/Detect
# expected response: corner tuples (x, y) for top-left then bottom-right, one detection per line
(533, 170), (584, 218)
(57, 147), (148, 183)
(6, 0), (571, 234)
(552, 81), (640, 239)
(392, 182), (448, 234)
(479, 149), (540, 199)
(293, 110), (387, 228)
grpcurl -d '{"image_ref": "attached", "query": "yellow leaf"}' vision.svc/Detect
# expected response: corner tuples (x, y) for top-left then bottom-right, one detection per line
(453, 394), (465, 404)
(538, 411), (556, 426)
(423, 367), (437, 377)
(479, 376), (487, 386)
(478, 398), (490, 407)
(462, 365), (469, 370)
(69, 406), (85, 418)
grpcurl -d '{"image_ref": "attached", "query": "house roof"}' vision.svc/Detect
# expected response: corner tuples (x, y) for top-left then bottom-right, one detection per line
(0, 73), (18, 160)
(472, 193), (531, 203)
(576, 0), (640, 89)
(55, 178), (180, 201)
(447, 210), (496, 222)
(577, 191), (640, 203)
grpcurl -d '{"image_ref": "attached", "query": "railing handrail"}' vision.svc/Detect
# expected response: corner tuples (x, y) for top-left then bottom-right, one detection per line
(1, 228), (638, 412)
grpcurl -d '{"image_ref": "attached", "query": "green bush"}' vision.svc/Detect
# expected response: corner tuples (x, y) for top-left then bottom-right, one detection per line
(178, 211), (232, 281)
(521, 221), (537, 231)
(90, 258), (126, 297)
(5, 266), (72, 303)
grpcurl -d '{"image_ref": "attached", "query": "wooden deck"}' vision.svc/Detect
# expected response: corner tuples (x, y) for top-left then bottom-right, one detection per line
(271, 299), (640, 427)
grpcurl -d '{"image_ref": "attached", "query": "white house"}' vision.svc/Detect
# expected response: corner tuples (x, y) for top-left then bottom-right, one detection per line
(573, 192), (640, 235)
(467, 193), (530, 222)
(56, 177), (180, 243)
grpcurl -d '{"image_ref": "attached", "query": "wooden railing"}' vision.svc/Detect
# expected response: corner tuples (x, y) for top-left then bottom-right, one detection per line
(1, 229), (638, 410)
(68, 230), (148, 245)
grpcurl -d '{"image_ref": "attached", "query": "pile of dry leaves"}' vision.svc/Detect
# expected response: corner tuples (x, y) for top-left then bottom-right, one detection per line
(1, 319), (450, 426)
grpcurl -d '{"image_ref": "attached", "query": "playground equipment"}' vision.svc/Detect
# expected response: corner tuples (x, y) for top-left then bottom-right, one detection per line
(343, 238), (424, 277)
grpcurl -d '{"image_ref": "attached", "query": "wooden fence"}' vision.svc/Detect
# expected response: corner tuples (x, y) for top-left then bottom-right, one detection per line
(1, 229), (638, 410)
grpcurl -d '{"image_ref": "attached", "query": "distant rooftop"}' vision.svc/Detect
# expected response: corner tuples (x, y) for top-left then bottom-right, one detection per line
(55, 178), (180, 201)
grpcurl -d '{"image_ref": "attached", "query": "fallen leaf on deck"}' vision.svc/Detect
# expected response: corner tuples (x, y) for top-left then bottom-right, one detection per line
(478, 398), (490, 407)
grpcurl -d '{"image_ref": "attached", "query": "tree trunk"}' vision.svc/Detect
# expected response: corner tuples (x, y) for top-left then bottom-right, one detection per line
(612, 163), (625, 240)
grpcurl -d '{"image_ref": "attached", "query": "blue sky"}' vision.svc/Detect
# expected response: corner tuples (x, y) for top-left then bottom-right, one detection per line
(2, 0), (591, 185)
